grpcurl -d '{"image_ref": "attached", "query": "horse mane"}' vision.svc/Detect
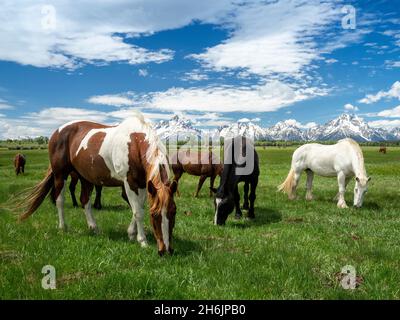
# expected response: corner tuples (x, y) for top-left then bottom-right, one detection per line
(130, 112), (172, 213)
(340, 138), (367, 177)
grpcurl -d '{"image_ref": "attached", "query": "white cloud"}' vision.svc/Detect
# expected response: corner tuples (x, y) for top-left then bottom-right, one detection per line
(368, 119), (400, 130)
(87, 95), (134, 107)
(359, 81), (400, 104)
(138, 69), (148, 77)
(0, 107), (110, 139)
(0, 98), (14, 110)
(181, 71), (209, 81)
(385, 60), (400, 68)
(0, 0), (237, 68)
(190, 0), (340, 77)
(344, 103), (359, 111)
(123, 80), (329, 112)
(376, 105), (400, 118)
(325, 58), (338, 64)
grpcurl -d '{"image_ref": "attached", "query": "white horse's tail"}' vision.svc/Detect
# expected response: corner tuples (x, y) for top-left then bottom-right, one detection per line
(278, 168), (295, 196)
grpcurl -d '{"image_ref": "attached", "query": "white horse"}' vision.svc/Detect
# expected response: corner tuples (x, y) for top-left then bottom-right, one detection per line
(278, 138), (370, 208)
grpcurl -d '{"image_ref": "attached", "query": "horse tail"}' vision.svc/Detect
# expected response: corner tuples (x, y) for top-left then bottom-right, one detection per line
(278, 168), (295, 196)
(17, 166), (54, 221)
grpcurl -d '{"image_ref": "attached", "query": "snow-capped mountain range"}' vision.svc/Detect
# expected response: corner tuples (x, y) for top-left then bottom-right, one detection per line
(154, 113), (400, 142)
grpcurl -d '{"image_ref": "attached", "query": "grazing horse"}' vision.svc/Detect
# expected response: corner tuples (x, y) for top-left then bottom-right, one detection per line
(278, 138), (370, 208)
(18, 113), (177, 255)
(379, 146), (387, 154)
(171, 150), (223, 197)
(14, 153), (26, 175)
(211, 136), (259, 225)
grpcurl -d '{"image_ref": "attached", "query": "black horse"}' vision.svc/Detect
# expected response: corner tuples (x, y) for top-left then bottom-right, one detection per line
(69, 171), (129, 210)
(211, 136), (259, 225)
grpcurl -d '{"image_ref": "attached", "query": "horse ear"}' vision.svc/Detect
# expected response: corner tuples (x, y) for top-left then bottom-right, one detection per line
(170, 180), (178, 194)
(210, 187), (217, 194)
(367, 177), (371, 182)
(147, 180), (157, 196)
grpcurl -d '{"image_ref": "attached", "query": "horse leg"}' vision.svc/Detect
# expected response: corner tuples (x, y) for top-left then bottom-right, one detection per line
(289, 170), (302, 200)
(93, 185), (103, 210)
(243, 182), (250, 210)
(54, 176), (67, 231)
(234, 185), (242, 220)
(248, 178), (258, 219)
(174, 171), (183, 197)
(124, 182), (147, 247)
(22, 165), (25, 174)
(337, 172), (348, 209)
(80, 178), (97, 231)
(209, 174), (216, 197)
(69, 174), (79, 208)
(121, 187), (130, 206)
(305, 169), (314, 201)
(195, 175), (207, 197)
(334, 177), (350, 201)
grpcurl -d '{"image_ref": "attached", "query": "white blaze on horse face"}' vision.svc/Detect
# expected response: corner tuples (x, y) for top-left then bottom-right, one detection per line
(161, 207), (169, 251)
(214, 198), (222, 225)
(354, 179), (368, 207)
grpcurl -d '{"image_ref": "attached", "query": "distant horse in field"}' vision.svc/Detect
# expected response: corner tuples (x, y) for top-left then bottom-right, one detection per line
(278, 138), (370, 208)
(69, 171), (129, 209)
(14, 153), (26, 175)
(171, 150), (223, 197)
(379, 146), (387, 154)
(17, 113), (177, 255)
(211, 136), (259, 225)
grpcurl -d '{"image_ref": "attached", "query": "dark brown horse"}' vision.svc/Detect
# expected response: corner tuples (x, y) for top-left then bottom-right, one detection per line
(17, 114), (177, 255)
(379, 146), (387, 154)
(14, 153), (26, 175)
(69, 171), (129, 209)
(171, 150), (223, 197)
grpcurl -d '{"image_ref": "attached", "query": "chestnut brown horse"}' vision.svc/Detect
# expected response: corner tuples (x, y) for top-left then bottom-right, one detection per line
(171, 150), (223, 197)
(14, 153), (26, 175)
(18, 113), (177, 255)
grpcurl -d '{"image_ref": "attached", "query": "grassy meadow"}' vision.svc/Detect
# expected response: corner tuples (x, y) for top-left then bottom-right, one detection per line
(0, 146), (400, 299)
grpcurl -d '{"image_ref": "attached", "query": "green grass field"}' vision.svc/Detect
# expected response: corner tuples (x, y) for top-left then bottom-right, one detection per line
(1, 146), (400, 299)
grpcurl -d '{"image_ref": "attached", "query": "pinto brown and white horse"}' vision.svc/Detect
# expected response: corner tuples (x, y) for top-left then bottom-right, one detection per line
(171, 150), (223, 197)
(18, 113), (177, 255)
(14, 153), (26, 175)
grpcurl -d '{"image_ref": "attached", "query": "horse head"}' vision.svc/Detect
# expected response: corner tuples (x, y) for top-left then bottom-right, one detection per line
(353, 176), (371, 208)
(147, 179), (178, 255)
(211, 187), (235, 226)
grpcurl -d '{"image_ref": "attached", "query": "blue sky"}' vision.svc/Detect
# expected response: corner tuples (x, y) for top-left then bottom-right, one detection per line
(0, 0), (399, 138)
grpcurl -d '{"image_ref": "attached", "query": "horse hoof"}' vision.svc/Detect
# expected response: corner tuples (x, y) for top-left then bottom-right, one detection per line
(139, 240), (149, 248)
(58, 225), (68, 232)
(337, 203), (348, 209)
(158, 250), (166, 257)
(242, 205), (249, 210)
(234, 214), (242, 220)
(88, 225), (99, 234)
